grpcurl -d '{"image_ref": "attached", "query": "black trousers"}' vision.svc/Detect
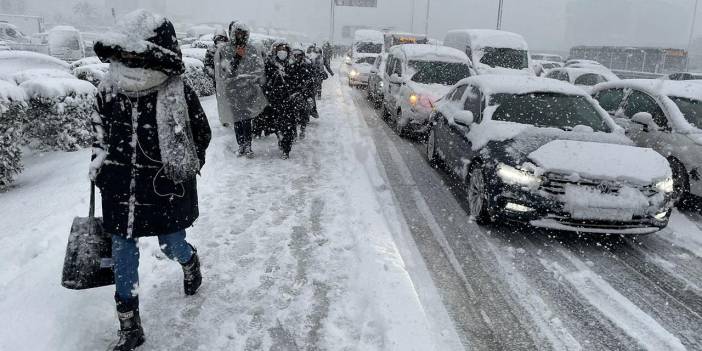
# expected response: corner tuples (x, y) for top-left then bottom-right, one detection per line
(234, 119), (253, 149)
(272, 104), (296, 154)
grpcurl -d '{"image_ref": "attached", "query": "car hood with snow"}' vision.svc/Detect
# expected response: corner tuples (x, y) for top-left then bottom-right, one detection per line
(528, 139), (671, 185)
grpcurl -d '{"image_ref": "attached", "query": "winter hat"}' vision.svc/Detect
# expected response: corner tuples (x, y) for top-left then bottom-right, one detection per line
(213, 28), (228, 44)
(95, 9), (185, 76)
(271, 40), (290, 54)
(229, 21), (251, 45)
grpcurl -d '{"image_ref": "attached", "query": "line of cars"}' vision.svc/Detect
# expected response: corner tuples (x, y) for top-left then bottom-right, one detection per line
(347, 28), (702, 236)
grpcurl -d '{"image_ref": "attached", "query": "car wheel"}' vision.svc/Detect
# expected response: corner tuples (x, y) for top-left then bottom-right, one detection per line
(426, 127), (440, 167)
(670, 159), (692, 209)
(467, 164), (493, 224)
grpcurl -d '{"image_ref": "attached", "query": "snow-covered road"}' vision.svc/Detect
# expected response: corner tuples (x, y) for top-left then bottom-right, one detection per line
(0, 75), (463, 350)
(347, 75), (702, 350)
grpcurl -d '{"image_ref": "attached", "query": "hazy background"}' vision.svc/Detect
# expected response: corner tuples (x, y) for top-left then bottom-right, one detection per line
(2, 0), (699, 52)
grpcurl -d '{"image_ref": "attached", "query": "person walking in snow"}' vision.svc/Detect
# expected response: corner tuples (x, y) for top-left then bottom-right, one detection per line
(263, 41), (296, 159)
(288, 47), (316, 140)
(214, 21), (268, 158)
(204, 28), (229, 79)
(91, 10), (211, 351)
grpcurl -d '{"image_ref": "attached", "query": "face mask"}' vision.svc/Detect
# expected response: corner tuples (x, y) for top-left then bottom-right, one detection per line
(109, 61), (168, 92)
(277, 51), (288, 61)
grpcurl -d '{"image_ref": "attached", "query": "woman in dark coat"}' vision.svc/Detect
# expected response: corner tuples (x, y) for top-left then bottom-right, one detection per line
(90, 10), (211, 351)
(263, 41), (296, 159)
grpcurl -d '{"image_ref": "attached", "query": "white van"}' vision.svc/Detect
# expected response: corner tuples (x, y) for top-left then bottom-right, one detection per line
(48, 26), (85, 62)
(352, 29), (384, 58)
(443, 29), (533, 75)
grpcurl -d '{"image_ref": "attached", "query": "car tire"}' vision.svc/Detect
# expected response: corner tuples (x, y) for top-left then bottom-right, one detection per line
(467, 164), (493, 225)
(426, 127), (440, 168)
(670, 158), (692, 209)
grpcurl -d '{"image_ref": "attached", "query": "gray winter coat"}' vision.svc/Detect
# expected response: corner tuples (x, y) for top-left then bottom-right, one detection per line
(214, 43), (268, 125)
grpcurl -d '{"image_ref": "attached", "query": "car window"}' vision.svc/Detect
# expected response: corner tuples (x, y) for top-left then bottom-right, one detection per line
(669, 96), (702, 130)
(449, 85), (468, 102)
(668, 73), (682, 80)
(623, 90), (669, 129)
(574, 73), (607, 86)
(385, 56), (394, 76)
(408, 61), (471, 85)
(463, 87), (482, 121)
(392, 58), (403, 76)
(594, 88), (625, 113)
(546, 70), (569, 82)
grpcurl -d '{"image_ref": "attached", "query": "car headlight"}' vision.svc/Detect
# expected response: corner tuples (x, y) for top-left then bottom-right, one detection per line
(496, 163), (543, 188)
(409, 94), (418, 106)
(655, 177), (674, 193)
(379, 81), (384, 88)
(349, 70), (358, 77)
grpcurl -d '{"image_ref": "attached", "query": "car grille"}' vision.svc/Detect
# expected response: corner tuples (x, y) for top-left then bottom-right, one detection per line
(540, 173), (658, 197)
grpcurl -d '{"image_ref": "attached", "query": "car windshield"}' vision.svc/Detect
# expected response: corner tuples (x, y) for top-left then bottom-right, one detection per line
(490, 92), (609, 132)
(480, 47), (529, 69)
(670, 96), (702, 129)
(356, 42), (382, 54)
(355, 57), (375, 64)
(408, 60), (471, 85)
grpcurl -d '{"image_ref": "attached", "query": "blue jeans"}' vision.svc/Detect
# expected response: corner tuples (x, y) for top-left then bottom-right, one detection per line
(112, 230), (194, 300)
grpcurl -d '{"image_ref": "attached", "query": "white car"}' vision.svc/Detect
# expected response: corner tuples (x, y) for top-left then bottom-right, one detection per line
(47, 26), (85, 62)
(545, 67), (619, 93)
(592, 79), (702, 205)
(348, 55), (376, 87)
(382, 44), (471, 135)
(443, 29), (534, 76)
(0, 50), (70, 80)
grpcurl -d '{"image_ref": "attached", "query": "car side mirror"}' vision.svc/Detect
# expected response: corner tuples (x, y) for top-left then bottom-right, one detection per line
(454, 110), (474, 127)
(631, 112), (659, 132)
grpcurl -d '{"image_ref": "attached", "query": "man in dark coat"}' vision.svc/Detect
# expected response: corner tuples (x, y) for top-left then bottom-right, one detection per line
(262, 41), (296, 159)
(288, 48), (316, 140)
(91, 9), (211, 351)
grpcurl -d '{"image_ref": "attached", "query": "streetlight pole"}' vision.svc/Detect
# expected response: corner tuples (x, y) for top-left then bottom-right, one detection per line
(687, 0), (699, 71)
(425, 0), (432, 36)
(496, 0), (504, 30)
(410, 0), (416, 32)
(329, 0), (335, 43)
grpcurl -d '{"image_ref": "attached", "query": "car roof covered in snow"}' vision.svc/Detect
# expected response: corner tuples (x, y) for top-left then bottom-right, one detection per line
(459, 75), (589, 97)
(550, 67), (619, 81)
(445, 29), (528, 50)
(389, 44), (468, 63)
(353, 29), (384, 43)
(592, 79), (702, 100)
(20, 78), (97, 99)
(0, 51), (70, 77)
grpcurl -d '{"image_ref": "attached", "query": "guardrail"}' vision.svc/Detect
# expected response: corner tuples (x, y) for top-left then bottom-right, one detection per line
(612, 70), (665, 80)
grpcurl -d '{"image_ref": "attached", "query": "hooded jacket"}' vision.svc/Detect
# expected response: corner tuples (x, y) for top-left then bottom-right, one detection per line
(214, 22), (268, 125)
(91, 10), (211, 238)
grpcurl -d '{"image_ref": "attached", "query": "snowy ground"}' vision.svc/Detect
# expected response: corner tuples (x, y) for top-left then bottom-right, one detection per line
(0, 75), (462, 350)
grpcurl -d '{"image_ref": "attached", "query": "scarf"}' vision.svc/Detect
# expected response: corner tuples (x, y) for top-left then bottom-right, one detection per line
(104, 64), (200, 184)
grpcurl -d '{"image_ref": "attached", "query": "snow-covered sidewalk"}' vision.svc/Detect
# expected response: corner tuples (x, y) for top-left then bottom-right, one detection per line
(0, 75), (460, 350)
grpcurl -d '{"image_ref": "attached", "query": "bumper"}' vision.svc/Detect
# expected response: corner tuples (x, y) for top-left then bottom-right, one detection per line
(349, 74), (369, 85)
(400, 107), (433, 133)
(491, 186), (670, 235)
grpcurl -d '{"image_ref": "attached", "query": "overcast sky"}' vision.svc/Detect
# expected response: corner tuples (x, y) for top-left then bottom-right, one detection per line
(19, 0), (702, 52)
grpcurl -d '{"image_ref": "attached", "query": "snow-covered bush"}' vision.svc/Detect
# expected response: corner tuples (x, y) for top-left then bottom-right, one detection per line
(190, 40), (214, 49)
(73, 63), (109, 87)
(21, 78), (97, 151)
(183, 57), (214, 97)
(12, 69), (75, 85)
(0, 81), (28, 189)
(69, 57), (102, 70)
(182, 47), (207, 61)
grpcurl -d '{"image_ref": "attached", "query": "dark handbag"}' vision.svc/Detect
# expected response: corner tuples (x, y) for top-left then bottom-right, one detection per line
(61, 182), (114, 290)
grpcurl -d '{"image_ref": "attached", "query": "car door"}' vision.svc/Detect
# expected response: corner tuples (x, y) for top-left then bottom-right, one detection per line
(387, 57), (405, 116)
(445, 86), (482, 176)
(382, 56), (396, 110)
(434, 84), (468, 164)
(619, 89), (670, 149)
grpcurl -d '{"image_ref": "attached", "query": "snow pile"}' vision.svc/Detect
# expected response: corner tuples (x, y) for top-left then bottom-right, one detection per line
(466, 119), (531, 150)
(181, 47), (207, 61)
(69, 57), (102, 70)
(12, 69), (75, 85)
(463, 75), (589, 97)
(73, 63), (109, 87)
(528, 140), (670, 185)
(390, 44), (468, 63)
(183, 57), (214, 97)
(0, 80), (27, 189)
(463, 29), (528, 50)
(21, 78), (97, 151)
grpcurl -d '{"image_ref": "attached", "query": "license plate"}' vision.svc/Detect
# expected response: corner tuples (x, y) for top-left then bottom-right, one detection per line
(571, 208), (634, 221)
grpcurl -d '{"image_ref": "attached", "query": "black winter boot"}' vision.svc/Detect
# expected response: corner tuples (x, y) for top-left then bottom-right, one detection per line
(181, 246), (202, 296)
(113, 296), (145, 351)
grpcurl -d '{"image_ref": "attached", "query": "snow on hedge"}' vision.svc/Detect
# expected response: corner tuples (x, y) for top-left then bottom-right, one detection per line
(0, 80), (28, 189)
(20, 78), (97, 151)
(69, 56), (102, 70)
(183, 57), (214, 97)
(182, 47), (207, 61)
(0, 51), (70, 78)
(12, 69), (75, 85)
(73, 63), (109, 87)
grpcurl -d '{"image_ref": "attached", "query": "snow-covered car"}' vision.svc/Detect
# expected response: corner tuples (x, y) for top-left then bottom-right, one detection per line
(0, 51), (70, 80)
(426, 75), (673, 234)
(366, 53), (387, 107)
(531, 53), (563, 63)
(47, 26), (85, 62)
(12, 68), (75, 85)
(348, 56), (375, 87)
(565, 59), (604, 68)
(592, 79), (702, 206)
(545, 67), (619, 93)
(0, 40), (10, 51)
(443, 29), (534, 76)
(382, 44), (471, 135)
(0, 22), (28, 43)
